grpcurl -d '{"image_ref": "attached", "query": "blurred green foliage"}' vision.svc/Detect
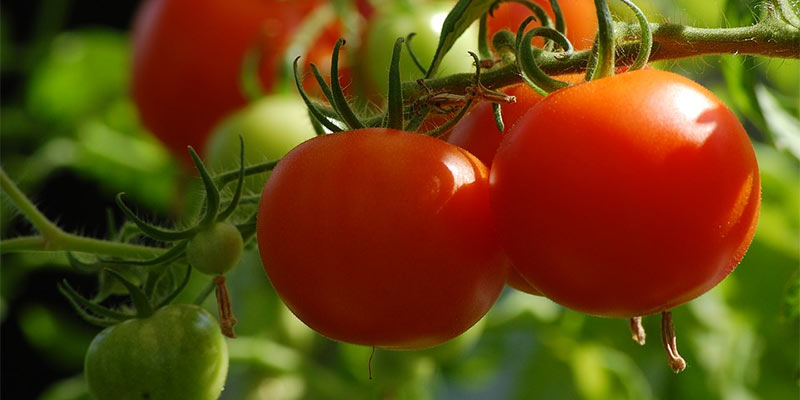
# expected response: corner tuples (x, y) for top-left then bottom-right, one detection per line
(1, 1), (798, 399)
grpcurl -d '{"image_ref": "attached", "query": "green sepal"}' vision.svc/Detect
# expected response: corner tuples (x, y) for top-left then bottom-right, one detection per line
(188, 146), (221, 229)
(478, 14), (492, 59)
(548, 0), (566, 36)
(617, 0), (652, 71)
(142, 267), (165, 298)
(116, 193), (198, 242)
(330, 38), (365, 129)
(422, 99), (474, 137)
(515, 16), (536, 50)
(58, 280), (132, 323)
(386, 37), (406, 130)
(517, 27), (574, 93)
(492, 103), (505, 133)
(405, 33), (429, 75)
(590, 0), (616, 80)
(105, 268), (154, 318)
(215, 159), (281, 187)
(405, 106), (430, 132)
(216, 136), (246, 222)
(308, 108), (327, 136)
(292, 56), (343, 133)
(309, 63), (337, 106)
(506, 0), (554, 31)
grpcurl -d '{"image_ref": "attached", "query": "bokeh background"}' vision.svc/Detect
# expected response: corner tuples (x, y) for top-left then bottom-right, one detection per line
(1, 0), (798, 399)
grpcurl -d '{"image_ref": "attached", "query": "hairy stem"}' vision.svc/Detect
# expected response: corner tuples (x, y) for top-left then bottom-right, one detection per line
(1, 169), (162, 258)
(402, 19), (800, 99)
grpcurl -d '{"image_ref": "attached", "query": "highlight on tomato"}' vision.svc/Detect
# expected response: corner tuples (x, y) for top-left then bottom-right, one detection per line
(490, 69), (761, 318)
(257, 128), (507, 349)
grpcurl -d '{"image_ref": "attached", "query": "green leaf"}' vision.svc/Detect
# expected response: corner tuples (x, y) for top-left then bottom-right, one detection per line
(427, 0), (495, 78)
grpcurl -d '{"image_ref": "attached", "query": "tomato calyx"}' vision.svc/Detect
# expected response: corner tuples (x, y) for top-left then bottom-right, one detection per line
(58, 266), (192, 325)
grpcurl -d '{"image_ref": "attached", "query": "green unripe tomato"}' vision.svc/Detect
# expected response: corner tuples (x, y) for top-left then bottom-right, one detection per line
(364, 0), (479, 97)
(204, 95), (317, 194)
(84, 304), (229, 400)
(187, 222), (244, 276)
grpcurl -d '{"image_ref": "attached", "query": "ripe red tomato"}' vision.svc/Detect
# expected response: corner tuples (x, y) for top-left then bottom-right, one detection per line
(487, 0), (597, 50)
(131, 0), (336, 163)
(490, 69), (760, 317)
(257, 129), (507, 349)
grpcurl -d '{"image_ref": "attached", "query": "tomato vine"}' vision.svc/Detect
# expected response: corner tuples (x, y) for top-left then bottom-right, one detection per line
(0, 0), (798, 394)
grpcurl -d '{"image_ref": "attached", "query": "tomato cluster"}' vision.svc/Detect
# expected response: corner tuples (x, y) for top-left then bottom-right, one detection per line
(254, 71), (759, 349)
(126, 0), (761, 369)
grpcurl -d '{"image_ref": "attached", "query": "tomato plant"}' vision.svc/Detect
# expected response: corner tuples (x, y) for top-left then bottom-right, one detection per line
(487, 0), (598, 50)
(257, 128), (507, 349)
(490, 69), (761, 318)
(204, 95), (317, 194)
(131, 0), (333, 163)
(363, 0), (479, 97)
(84, 304), (229, 400)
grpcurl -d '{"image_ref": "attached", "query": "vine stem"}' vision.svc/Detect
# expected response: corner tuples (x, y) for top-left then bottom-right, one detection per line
(401, 19), (800, 99)
(0, 169), (162, 258)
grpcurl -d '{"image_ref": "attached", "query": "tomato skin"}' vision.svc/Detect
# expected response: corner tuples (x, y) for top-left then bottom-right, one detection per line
(490, 69), (760, 317)
(131, 0), (325, 163)
(187, 222), (244, 276)
(257, 129), (507, 349)
(487, 0), (597, 50)
(84, 304), (228, 400)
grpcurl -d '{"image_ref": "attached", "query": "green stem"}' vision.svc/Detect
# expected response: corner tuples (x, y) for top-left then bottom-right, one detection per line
(401, 20), (800, 99)
(1, 169), (162, 258)
(590, 0), (615, 80)
(1, 168), (62, 239)
(1, 233), (162, 258)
